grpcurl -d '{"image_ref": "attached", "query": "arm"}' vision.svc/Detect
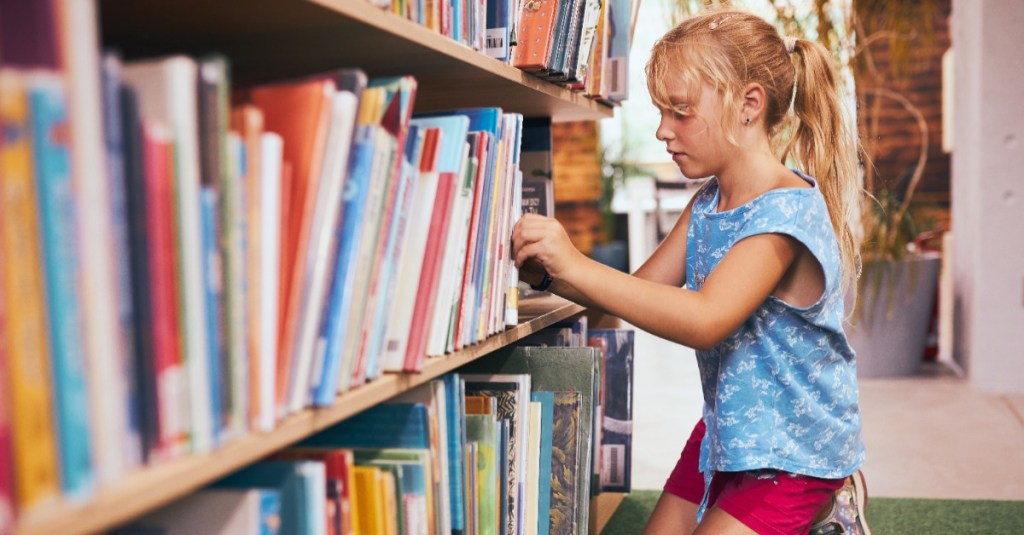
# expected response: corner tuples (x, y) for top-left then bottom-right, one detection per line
(513, 213), (800, 350)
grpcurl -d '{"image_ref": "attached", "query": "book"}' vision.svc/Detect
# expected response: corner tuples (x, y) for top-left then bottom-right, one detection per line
(60, 0), (130, 484)
(605, 0), (630, 101)
(512, 0), (559, 71)
(0, 69), (62, 509)
(245, 73), (335, 415)
(199, 185), (225, 448)
(213, 460), (327, 535)
(100, 51), (144, 471)
(274, 449), (357, 535)
(0, 294), (15, 531)
(117, 80), (161, 463)
(301, 404), (431, 451)
(29, 73), (95, 497)
(465, 414), (499, 535)
(485, 0), (511, 60)
(111, 488), (283, 535)
(588, 329), (634, 492)
(530, 391), (555, 535)
(522, 401), (542, 535)
(256, 132), (284, 430)
(142, 125), (188, 459)
(548, 391), (582, 535)
(123, 55), (214, 454)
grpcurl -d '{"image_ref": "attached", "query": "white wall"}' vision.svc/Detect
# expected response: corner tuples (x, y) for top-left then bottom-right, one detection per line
(952, 0), (1024, 392)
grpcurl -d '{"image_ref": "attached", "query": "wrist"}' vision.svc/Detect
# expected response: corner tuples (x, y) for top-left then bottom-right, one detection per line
(529, 270), (554, 291)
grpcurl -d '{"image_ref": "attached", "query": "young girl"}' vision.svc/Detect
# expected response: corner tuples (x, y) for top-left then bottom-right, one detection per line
(512, 9), (870, 535)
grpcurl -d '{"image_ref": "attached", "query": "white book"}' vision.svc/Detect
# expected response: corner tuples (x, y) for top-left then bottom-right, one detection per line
(60, 0), (127, 482)
(287, 90), (358, 413)
(378, 137), (443, 372)
(427, 140), (474, 357)
(123, 55), (213, 453)
(523, 401), (542, 535)
(258, 132), (283, 432)
(123, 489), (281, 534)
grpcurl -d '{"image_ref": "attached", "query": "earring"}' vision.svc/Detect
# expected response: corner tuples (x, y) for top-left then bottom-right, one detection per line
(744, 117), (752, 125)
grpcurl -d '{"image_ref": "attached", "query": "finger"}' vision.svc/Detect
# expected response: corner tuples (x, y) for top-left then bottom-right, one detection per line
(514, 241), (545, 269)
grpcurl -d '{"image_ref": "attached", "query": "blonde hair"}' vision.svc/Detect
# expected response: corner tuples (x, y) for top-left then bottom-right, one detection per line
(646, 10), (861, 291)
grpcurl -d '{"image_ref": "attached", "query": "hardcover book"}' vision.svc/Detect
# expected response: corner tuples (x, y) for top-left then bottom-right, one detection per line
(588, 329), (634, 492)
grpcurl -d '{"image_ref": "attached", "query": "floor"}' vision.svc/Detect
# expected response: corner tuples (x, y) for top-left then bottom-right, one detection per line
(629, 325), (1024, 500)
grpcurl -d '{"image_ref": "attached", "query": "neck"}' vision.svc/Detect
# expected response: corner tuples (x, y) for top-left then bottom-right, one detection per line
(715, 133), (790, 211)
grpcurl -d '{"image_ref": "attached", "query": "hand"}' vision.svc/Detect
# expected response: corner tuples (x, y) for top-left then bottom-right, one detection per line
(511, 213), (584, 281)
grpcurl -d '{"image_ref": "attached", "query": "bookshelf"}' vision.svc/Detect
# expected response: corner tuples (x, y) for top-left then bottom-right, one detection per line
(13, 300), (586, 535)
(98, 0), (614, 121)
(6, 0), (619, 532)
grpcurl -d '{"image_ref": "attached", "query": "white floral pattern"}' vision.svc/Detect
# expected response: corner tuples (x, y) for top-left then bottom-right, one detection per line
(686, 173), (865, 515)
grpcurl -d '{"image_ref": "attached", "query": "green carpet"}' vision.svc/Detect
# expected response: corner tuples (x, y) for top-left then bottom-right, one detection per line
(601, 490), (1024, 534)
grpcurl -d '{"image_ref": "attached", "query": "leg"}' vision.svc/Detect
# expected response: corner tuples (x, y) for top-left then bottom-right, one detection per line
(643, 492), (699, 534)
(692, 506), (758, 535)
(646, 419), (706, 534)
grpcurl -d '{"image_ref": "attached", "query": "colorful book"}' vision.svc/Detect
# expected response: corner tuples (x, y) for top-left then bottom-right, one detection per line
(512, 0), (559, 71)
(0, 70), (61, 510)
(29, 74), (95, 497)
(0, 289), (15, 531)
(465, 414), (499, 535)
(548, 391), (582, 535)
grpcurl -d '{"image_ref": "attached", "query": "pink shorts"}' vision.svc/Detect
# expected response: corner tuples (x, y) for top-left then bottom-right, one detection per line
(663, 420), (846, 535)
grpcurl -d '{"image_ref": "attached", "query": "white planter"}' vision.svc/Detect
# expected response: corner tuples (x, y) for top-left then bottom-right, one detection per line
(845, 252), (942, 378)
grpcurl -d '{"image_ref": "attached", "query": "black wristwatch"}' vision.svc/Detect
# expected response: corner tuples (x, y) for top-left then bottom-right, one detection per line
(530, 270), (553, 291)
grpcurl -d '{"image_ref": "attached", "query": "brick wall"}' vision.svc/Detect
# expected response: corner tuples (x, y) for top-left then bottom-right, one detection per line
(855, 0), (952, 228)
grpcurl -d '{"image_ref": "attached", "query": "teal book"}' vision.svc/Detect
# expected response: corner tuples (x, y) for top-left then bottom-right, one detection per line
(301, 403), (431, 450)
(29, 74), (94, 497)
(530, 391), (555, 535)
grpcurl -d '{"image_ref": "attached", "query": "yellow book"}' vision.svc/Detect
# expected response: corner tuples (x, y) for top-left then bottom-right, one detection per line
(379, 469), (398, 535)
(0, 69), (61, 509)
(353, 466), (386, 534)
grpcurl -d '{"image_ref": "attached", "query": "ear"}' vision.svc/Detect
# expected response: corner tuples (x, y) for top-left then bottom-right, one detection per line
(740, 82), (767, 124)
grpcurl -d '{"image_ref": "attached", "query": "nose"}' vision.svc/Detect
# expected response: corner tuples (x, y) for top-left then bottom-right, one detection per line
(655, 119), (675, 142)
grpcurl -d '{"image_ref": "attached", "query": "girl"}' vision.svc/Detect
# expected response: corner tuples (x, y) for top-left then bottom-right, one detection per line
(512, 9), (870, 535)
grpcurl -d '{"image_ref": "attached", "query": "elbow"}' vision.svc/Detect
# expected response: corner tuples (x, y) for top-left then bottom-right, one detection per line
(682, 319), (734, 351)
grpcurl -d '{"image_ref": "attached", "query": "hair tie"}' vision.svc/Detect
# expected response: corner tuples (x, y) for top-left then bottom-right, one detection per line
(783, 36), (797, 53)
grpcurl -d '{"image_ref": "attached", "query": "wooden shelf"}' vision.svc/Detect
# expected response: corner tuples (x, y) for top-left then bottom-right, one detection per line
(12, 301), (585, 535)
(98, 0), (613, 121)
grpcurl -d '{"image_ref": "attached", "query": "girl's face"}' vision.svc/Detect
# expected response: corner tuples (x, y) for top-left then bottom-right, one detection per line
(654, 80), (731, 179)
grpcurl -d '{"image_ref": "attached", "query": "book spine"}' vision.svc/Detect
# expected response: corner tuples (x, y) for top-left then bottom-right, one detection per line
(143, 125), (187, 459)
(258, 132), (283, 430)
(29, 76), (95, 497)
(199, 186), (224, 446)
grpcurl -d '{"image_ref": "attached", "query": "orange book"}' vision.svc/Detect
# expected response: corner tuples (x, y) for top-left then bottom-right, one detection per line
(464, 395), (495, 415)
(513, 0), (559, 71)
(0, 70), (61, 509)
(230, 105), (265, 430)
(244, 76), (334, 412)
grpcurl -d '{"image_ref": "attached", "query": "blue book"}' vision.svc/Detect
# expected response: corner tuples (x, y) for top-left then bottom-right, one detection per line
(530, 391), (555, 535)
(312, 126), (375, 406)
(443, 374), (467, 534)
(29, 75), (94, 497)
(485, 0), (510, 60)
(300, 403), (430, 449)
(212, 461), (323, 535)
(100, 51), (143, 464)
(199, 186), (224, 445)
(589, 329), (634, 492)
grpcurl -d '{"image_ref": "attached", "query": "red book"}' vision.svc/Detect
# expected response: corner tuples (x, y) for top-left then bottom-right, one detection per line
(513, 0), (559, 71)
(403, 168), (457, 372)
(143, 125), (185, 458)
(245, 77), (334, 411)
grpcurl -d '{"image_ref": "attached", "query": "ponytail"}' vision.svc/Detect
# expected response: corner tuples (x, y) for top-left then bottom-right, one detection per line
(781, 38), (861, 292)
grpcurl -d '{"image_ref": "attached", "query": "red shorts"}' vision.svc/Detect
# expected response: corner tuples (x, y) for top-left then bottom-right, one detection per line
(663, 420), (846, 535)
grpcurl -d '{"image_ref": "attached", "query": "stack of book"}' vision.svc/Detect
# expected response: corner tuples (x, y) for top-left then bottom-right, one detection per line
(373, 0), (633, 102)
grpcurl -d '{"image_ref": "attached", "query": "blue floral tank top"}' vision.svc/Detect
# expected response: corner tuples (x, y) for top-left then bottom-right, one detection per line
(686, 172), (865, 511)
